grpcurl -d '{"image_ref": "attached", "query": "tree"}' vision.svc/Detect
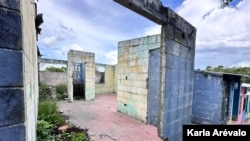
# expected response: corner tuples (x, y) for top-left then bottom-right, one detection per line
(206, 66), (212, 71)
(221, 0), (234, 8)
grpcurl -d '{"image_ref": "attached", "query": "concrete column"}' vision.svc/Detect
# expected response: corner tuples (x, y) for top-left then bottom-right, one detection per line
(67, 50), (95, 102)
(158, 9), (196, 141)
(0, 0), (39, 140)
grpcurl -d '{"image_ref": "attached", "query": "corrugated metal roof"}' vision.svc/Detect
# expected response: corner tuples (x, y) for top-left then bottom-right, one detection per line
(195, 70), (250, 78)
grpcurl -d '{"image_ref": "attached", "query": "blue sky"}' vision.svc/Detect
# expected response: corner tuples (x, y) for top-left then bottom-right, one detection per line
(37, 0), (250, 69)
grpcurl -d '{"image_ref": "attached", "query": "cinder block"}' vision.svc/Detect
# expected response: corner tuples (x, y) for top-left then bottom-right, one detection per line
(0, 8), (21, 50)
(0, 124), (25, 141)
(149, 42), (161, 50)
(0, 49), (23, 86)
(0, 88), (24, 126)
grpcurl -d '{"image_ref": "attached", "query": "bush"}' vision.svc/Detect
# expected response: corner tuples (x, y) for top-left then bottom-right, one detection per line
(56, 84), (67, 94)
(71, 132), (88, 141)
(39, 83), (53, 101)
(45, 67), (66, 72)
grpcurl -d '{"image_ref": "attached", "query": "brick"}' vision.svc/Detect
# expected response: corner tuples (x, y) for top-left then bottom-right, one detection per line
(0, 49), (23, 86)
(0, 7), (22, 50)
(0, 88), (24, 126)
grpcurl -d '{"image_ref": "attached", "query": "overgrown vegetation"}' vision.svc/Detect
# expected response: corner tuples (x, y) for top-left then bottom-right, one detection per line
(37, 84), (90, 141)
(202, 65), (250, 83)
(45, 67), (67, 73)
(39, 83), (67, 101)
(56, 84), (68, 100)
(56, 84), (67, 94)
(39, 83), (53, 101)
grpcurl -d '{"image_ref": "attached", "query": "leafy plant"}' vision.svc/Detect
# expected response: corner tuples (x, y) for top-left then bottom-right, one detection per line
(71, 132), (87, 141)
(37, 86), (90, 141)
(55, 131), (71, 141)
(37, 120), (54, 141)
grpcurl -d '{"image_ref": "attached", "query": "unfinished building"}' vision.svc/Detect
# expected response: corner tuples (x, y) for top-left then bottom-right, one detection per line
(114, 0), (196, 140)
(38, 52), (116, 101)
(117, 34), (161, 122)
(67, 50), (95, 101)
(37, 0), (196, 140)
(192, 71), (250, 125)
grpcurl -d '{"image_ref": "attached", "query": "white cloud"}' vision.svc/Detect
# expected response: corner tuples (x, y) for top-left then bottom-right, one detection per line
(174, 0), (250, 68)
(37, 0), (141, 61)
(177, 0), (250, 49)
(105, 50), (118, 65)
(37, 0), (250, 69)
(144, 25), (161, 36)
(230, 61), (250, 68)
(50, 44), (84, 60)
(42, 36), (57, 46)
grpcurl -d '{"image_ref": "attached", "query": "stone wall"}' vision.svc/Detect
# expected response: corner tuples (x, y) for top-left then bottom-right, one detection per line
(95, 64), (116, 94)
(0, 0), (39, 140)
(67, 50), (95, 102)
(117, 34), (161, 122)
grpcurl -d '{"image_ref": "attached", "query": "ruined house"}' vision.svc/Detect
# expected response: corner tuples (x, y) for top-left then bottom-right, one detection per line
(114, 1), (196, 140)
(192, 71), (250, 125)
(38, 51), (116, 101)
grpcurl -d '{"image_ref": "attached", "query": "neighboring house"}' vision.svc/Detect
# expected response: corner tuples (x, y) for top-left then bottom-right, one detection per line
(238, 83), (250, 124)
(192, 71), (244, 124)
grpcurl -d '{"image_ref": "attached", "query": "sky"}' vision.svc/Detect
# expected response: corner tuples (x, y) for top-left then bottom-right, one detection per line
(37, 0), (250, 69)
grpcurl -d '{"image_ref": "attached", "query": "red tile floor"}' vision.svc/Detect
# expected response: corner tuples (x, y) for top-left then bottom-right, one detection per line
(58, 93), (162, 141)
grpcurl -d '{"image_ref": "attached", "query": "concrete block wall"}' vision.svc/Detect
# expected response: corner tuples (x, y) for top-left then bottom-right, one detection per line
(67, 50), (95, 102)
(96, 64), (116, 94)
(192, 72), (223, 124)
(0, 0), (39, 140)
(39, 72), (67, 86)
(38, 58), (67, 71)
(117, 34), (161, 122)
(158, 8), (196, 141)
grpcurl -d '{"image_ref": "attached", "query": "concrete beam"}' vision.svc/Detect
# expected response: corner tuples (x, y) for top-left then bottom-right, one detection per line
(113, 0), (168, 24)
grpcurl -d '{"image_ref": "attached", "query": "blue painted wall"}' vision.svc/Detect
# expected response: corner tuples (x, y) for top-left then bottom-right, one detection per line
(232, 81), (241, 120)
(160, 11), (196, 140)
(192, 72), (224, 124)
(147, 48), (161, 126)
(0, 1), (25, 140)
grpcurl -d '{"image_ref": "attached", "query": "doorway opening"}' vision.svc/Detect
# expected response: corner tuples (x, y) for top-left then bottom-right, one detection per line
(72, 62), (85, 99)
